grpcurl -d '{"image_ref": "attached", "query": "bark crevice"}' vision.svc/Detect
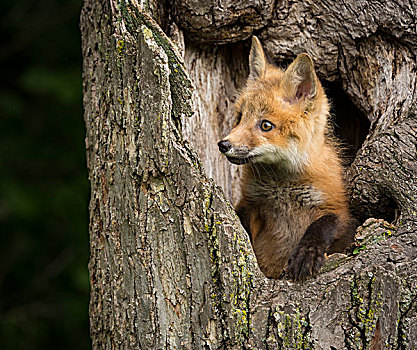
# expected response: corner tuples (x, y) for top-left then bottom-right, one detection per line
(82, 1), (417, 349)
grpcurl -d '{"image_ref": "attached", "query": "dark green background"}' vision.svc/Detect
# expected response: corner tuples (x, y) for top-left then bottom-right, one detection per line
(0, 0), (89, 348)
(0, 1), (372, 349)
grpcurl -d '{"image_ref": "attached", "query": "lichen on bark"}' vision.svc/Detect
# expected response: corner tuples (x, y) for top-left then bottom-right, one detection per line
(82, 1), (417, 349)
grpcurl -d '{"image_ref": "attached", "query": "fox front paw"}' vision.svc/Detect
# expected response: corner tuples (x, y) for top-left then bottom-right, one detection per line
(287, 245), (325, 281)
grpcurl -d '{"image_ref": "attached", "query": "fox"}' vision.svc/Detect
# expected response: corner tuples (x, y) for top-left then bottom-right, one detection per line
(218, 37), (354, 281)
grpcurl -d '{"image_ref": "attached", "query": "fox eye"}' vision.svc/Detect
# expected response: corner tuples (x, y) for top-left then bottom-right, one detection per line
(260, 120), (275, 132)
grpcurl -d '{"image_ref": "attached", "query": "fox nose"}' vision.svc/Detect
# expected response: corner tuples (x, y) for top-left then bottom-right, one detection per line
(218, 140), (232, 153)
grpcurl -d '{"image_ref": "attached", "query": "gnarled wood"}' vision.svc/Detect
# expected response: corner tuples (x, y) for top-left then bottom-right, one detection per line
(81, 1), (417, 349)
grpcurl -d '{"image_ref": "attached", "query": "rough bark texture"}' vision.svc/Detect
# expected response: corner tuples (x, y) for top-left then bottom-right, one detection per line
(181, 40), (249, 204)
(81, 1), (417, 349)
(81, 3), (257, 348)
(172, 0), (274, 44)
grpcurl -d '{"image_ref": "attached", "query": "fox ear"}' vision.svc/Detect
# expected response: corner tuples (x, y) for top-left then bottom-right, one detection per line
(281, 53), (317, 103)
(249, 36), (266, 81)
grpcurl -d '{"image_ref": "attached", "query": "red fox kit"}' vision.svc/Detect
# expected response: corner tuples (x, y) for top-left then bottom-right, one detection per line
(218, 37), (354, 281)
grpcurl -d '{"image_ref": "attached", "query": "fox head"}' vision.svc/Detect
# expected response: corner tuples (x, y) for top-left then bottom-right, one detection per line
(218, 37), (330, 172)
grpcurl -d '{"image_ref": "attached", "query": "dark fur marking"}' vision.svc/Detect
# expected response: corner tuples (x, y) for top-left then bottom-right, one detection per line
(328, 217), (357, 254)
(236, 206), (252, 242)
(287, 214), (337, 281)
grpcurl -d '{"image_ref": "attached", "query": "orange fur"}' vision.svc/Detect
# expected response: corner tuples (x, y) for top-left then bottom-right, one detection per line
(220, 37), (353, 279)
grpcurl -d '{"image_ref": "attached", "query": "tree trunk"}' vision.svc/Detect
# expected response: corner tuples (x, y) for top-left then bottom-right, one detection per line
(81, 1), (417, 349)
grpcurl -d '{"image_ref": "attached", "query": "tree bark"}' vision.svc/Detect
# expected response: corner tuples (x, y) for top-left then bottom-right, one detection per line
(81, 1), (417, 349)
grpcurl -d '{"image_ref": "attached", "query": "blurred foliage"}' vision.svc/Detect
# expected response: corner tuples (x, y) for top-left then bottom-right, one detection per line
(0, 0), (89, 349)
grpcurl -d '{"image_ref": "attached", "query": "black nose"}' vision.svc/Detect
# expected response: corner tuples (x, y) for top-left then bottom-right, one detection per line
(218, 140), (232, 153)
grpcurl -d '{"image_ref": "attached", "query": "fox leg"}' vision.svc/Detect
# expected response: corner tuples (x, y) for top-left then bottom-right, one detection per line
(287, 214), (337, 281)
(328, 218), (356, 254)
(236, 204), (265, 244)
(235, 205), (252, 242)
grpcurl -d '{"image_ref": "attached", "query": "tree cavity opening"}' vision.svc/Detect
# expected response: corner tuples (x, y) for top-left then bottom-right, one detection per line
(323, 81), (370, 164)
